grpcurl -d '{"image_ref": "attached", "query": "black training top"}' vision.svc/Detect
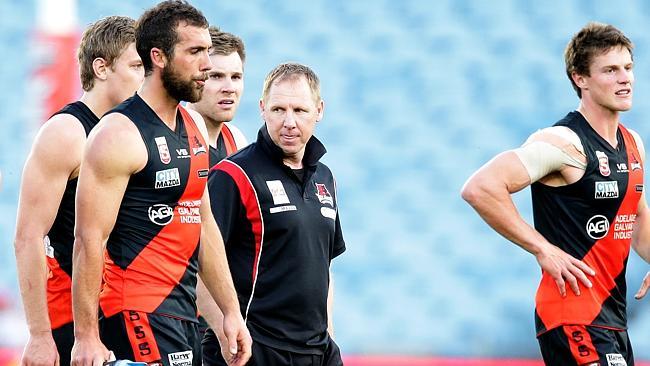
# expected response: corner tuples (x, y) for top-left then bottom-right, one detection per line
(206, 126), (346, 354)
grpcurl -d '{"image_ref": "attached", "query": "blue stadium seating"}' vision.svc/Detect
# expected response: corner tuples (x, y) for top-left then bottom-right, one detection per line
(1, 0), (649, 358)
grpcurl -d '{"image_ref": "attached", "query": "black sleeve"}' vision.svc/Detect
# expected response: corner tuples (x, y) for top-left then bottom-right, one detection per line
(331, 209), (346, 259)
(207, 167), (242, 244)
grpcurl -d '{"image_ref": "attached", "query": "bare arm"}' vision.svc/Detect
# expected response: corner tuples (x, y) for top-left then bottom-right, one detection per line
(630, 131), (650, 299)
(15, 116), (85, 366)
(461, 148), (594, 297)
(632, 197), (650, 300)
(327, 273), (335, 338)
(71, 115), (145, 366)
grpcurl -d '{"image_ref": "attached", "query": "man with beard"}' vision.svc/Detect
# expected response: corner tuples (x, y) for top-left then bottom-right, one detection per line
(187, 27), (247, 168)
(70, 2), (252, 366)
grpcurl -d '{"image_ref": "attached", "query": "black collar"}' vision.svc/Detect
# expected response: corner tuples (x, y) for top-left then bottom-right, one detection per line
(257, 125), (327, 167)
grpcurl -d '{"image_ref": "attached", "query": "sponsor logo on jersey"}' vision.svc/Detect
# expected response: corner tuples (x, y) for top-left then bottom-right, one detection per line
(321, 207), (336, 220)
(586, 214), (609, 240)
(606, 353), (627, 366)
(636, 184), (644, 192)
(596, 151), (610, 176)
(168, 350), (193, 366)
(616, 162), (628, 173)
(148, 204), (174, 226)
(197, 169), (209, 178)
(594, 181), (619, 199)
(270, 205), (297, 214)
(155, 168), (181, 189)
(176, 148), (190, 158)
(191, 136), (206, 155)
(315, 183), (334, 206)
(266, 180), (290, 205)
(155, 136), (172, 164)
(631, 161), (642, 171)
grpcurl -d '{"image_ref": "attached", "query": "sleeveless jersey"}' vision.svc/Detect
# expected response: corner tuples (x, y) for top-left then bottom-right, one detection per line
(46, 101), (99, 329)
(532, 111), (644, 334)
(208, 123), (239, 168)
(99, 94), (209, 321)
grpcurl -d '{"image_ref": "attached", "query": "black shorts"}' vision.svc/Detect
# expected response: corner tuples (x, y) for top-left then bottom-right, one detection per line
(52, 321), (74, 366)
(100, 311), (201, 366)
(202, 331), (342, 366)
(538, 325), (634, 366)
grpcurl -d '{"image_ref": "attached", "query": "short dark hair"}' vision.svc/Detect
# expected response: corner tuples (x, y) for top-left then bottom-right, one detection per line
(565, 22), (633, 98)
(208, 26), (246, 64)
(135, 0), (209, 76)
(78, 16), (136, 91)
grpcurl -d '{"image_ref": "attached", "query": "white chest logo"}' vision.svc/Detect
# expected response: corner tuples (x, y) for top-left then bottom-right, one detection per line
(594, 181), (618, 199)
(155, 168), (181, 189)
(148, 204), (174, 226)
(266, 180), (290, 205)
(586, 215), (609, 240)
(155, 136), (172, 164)
(595, 150), (610, 177)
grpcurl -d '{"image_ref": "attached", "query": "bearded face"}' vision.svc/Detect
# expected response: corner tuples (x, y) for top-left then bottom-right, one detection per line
(161, 60), (206, 103)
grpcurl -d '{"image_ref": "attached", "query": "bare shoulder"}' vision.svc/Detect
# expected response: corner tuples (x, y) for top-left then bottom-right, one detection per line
(85, 112), (147, 174)
(30, 113), (88, 171)
(526, 126), (582, 152)
(627, 128), (646, 162)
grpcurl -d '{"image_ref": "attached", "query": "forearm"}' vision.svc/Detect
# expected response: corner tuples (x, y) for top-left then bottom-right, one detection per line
(632, 204), (650, 263)
(327, 276), (334, 338)
(71, 236), (105, 338)
(196, 278), (225, 337)
(198, 220), (239, 316)
(463, 181), (550, 256)
(14, 235), (51, 334)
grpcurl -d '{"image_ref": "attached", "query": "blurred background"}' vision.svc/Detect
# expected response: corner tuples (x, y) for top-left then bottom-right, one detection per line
(1, 0), (649, 364)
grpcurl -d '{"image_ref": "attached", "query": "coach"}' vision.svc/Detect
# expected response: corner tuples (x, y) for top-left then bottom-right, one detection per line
(202, 62), (345, 366)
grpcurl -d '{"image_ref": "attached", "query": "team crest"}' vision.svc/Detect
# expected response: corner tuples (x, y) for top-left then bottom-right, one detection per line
(155, 136), (172, 164)
(595, 150), (610, 177)
(191, 136), (207, 155)
(315, 183), (334, 206)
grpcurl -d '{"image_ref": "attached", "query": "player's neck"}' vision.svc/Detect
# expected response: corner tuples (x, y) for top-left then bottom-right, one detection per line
(205, 117), (224, 148)
(138, 76), (180, 130)
(79, 90), (113, 119)
(577, 101), (620, 148)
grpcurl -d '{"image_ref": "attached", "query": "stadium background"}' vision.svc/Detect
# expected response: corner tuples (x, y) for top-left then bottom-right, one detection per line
(0, 0), (649, 364)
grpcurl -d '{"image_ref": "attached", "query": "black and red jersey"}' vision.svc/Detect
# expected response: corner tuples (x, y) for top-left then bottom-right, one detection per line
(46, 101), (99, 329)
(532, 111), (644, 335)
(206, 126), (346, 354)
(99, 94), (209, 322)
(208, 123), (238, 167)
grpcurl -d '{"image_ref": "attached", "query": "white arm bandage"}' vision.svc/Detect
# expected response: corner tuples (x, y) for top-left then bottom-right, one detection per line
(513, 127), (587, 183)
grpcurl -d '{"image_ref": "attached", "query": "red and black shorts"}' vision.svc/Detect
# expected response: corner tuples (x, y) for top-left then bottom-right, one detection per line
(100, 311), (201, 366)
(537, 325), (634, 366)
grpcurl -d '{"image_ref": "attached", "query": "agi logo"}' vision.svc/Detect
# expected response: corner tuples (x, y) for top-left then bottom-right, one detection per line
(148, 204), (174, 226)
(586, 215), (609, 240)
